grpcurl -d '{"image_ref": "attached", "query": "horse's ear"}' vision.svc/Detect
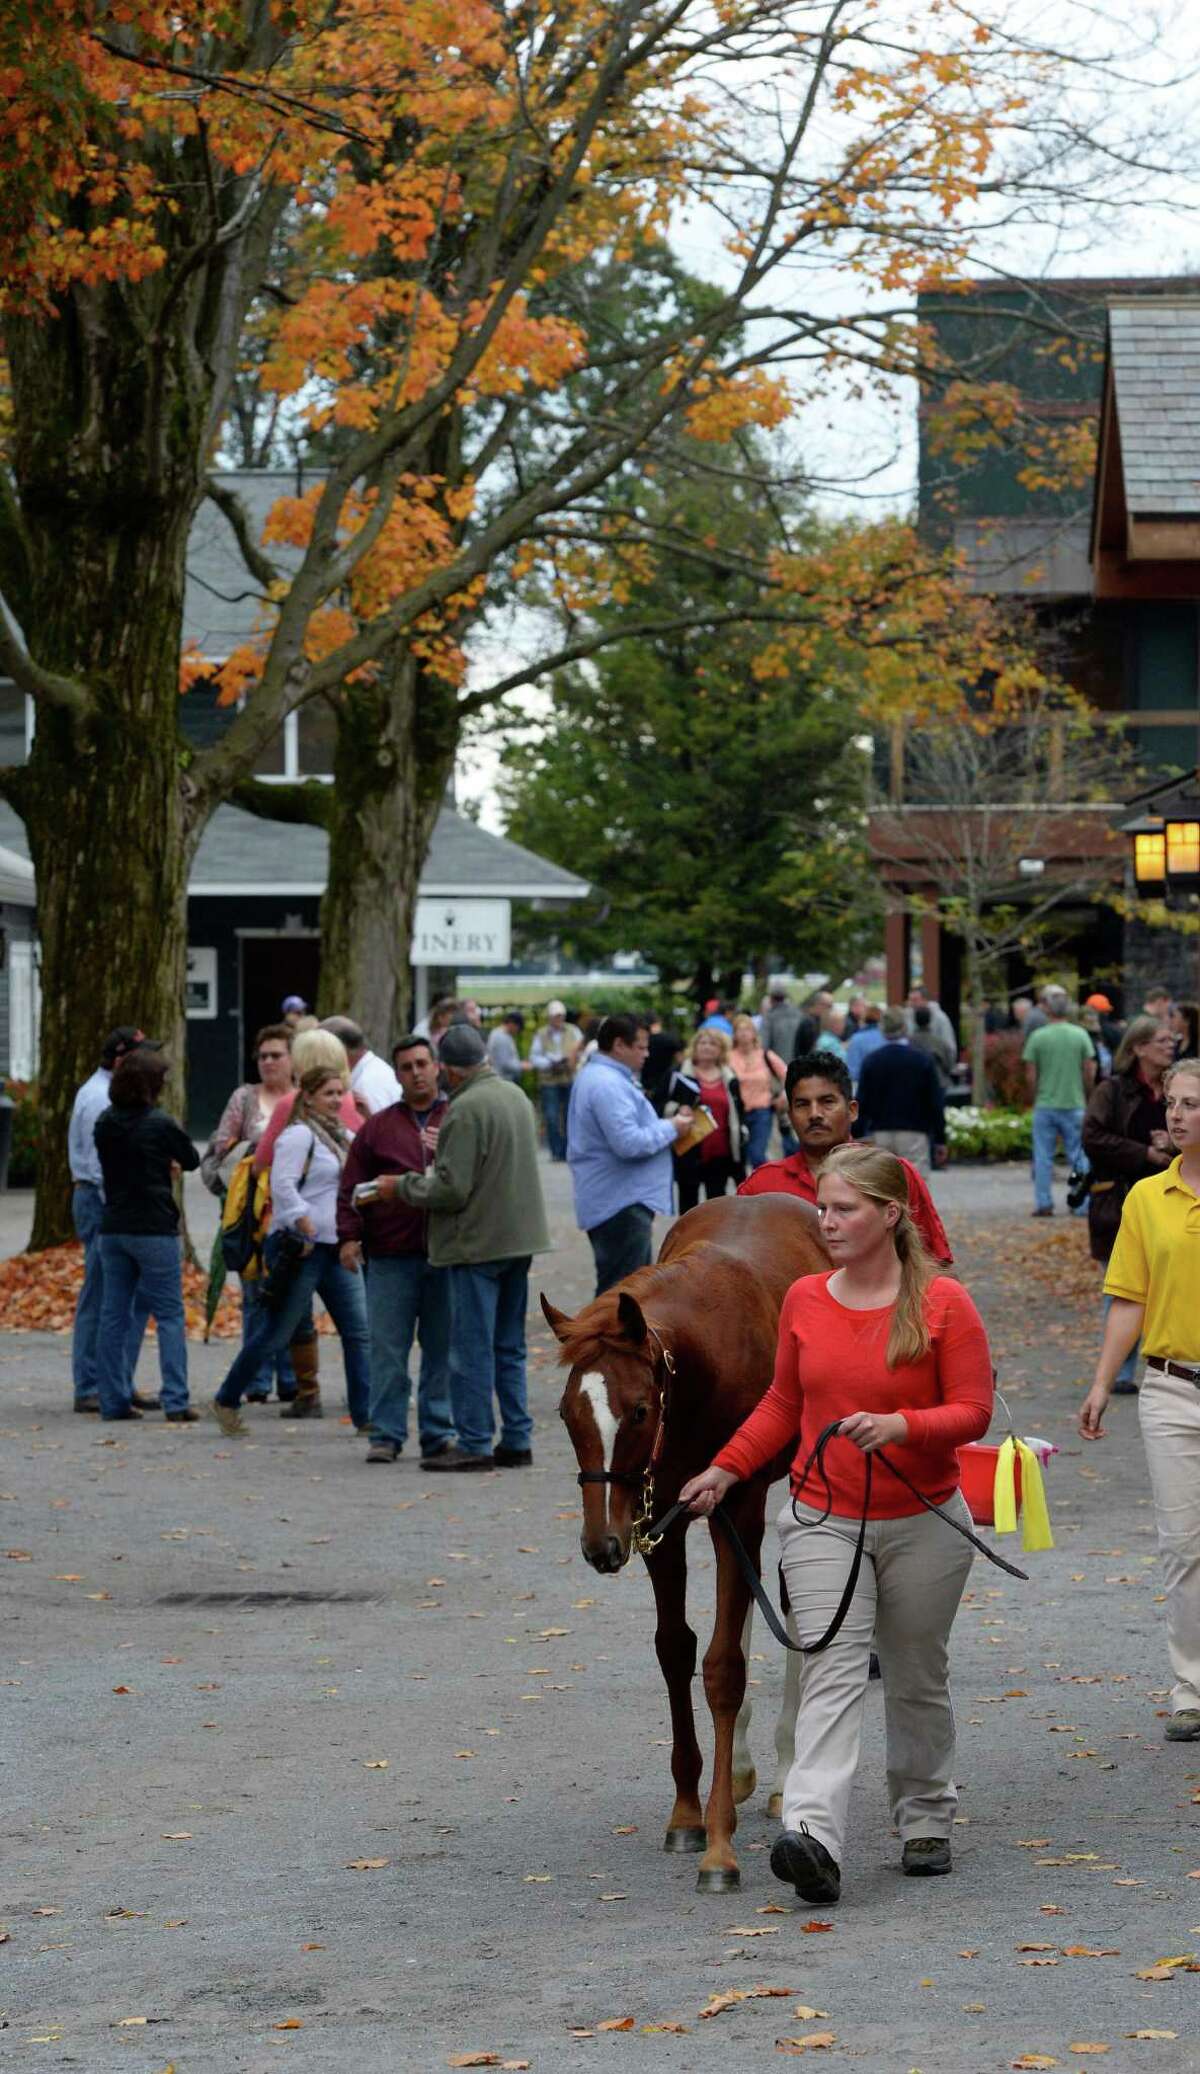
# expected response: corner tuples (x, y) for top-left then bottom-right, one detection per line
(540, 1293), (573, 1342)
(617, 1290), (647, 1344)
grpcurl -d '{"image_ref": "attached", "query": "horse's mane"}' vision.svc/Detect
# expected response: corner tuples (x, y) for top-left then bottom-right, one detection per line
(554, 1244), (722, 1370)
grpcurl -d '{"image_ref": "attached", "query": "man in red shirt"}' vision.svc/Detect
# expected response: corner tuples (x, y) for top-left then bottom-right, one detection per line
(738, 1052), (952, 1265)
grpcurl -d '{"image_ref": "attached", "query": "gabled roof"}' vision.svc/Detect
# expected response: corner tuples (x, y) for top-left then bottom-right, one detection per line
(1108, 300), (1200, 517)
(185, 471), (309, 658)
(0, 801), (587, 903)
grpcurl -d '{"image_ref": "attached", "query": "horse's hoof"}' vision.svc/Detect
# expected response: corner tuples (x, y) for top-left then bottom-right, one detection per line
(663, 1826), (706, 1854)
(696, 1864), (741, 1894)
(732, 1768), (757, 1806)
(766, 1792), (783, 1820)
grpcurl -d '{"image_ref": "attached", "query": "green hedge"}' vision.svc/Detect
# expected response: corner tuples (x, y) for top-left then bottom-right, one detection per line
(945, 1104), (1032, 1161)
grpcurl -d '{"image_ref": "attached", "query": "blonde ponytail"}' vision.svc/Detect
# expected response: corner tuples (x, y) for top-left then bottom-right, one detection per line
(821, 1143), (938, 1366)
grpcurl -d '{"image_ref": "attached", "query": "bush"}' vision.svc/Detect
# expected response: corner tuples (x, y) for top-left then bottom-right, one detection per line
(3, 1078), (39, 1186)
(983, 1031), (1031, 1109)
(945, 1104), (1032, 1162)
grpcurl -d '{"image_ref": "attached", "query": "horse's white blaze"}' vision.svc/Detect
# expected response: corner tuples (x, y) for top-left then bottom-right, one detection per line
(580, 1371), (618, 1472)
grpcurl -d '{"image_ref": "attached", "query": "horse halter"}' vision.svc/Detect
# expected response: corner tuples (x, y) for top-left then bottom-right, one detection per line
(576, 1324), (675, 1556)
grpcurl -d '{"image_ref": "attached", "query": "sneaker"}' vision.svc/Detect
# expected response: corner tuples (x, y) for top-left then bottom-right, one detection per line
(131, 1391), (162, 1411)
(421, 1446), (495, 1473)
(902, 1837), (952, 1876)
(769, 1825), (841, 1905)
(365, 1438), (399, 1464)
(165, 1407), (200, 1425)
(1165, 1709), (1200, 1742)
(246, 1391), (270, 1405)
(209, 1398), (247, 1438)
(493, 1446), (533, 1468)
(73, 1396), (100, 1414)
(101, 1406), (144, 1422)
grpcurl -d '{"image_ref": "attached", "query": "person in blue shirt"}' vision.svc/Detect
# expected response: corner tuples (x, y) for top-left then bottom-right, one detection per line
(845, 1007), (886, 1089)
(567, 1015), (695, 1294)
(68, 1027), (154, 1413)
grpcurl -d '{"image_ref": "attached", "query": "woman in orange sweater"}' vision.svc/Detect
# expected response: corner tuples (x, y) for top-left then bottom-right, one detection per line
(681, 1143), (992, 1905)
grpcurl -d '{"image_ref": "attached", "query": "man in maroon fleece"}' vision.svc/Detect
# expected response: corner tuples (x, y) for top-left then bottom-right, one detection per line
(337, 1034), (455, 1466)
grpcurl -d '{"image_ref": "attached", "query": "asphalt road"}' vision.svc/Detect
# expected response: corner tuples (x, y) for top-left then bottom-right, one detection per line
(2, 1161), (1199, 2073)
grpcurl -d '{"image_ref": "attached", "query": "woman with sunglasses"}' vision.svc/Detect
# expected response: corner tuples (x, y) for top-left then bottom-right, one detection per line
(201, 1024), (298, 1403)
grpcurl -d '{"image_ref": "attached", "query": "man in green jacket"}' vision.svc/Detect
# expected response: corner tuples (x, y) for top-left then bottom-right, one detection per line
(378, 1024), (550, 1471)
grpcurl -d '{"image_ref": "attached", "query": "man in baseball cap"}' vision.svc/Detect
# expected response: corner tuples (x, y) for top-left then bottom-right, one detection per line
(69, 1027), (160, 1412)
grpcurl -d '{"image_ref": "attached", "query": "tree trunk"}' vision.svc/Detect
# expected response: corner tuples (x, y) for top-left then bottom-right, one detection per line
(964, 937), (988, 1106)
(2, 298), (209, 1245)
(318, 653), (459, 1048)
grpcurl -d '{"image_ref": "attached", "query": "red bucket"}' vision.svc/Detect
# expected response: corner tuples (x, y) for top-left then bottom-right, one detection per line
(957, 1441), (1019, 1528)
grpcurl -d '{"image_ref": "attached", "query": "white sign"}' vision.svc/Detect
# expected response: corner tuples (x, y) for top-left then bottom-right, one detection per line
(185, 946), (218, 1019)
(412, 897), (511, 969)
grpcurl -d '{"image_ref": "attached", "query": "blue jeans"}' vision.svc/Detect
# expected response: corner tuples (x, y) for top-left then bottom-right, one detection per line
(96, 1233), (188, 1417)
(779, 1123), (799, 1158)
(72, 1184), (149, 1404)
(446, 1256), (533, 1458)
(1102, 1290), (1140, 1388)
(1032, 1106), (1085, 1213)
(745, 1107), (774, 1170)
(365, 1254), (455, 1454)
(540, 1082), (571, 1161)
(240, 1277), (296, 1399)
(216, 1236), (370, 1425)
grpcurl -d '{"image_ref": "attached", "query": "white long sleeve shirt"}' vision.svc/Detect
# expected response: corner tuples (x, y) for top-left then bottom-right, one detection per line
(68, 1067), (112, 1189)
(271, 1123), (343, 1243)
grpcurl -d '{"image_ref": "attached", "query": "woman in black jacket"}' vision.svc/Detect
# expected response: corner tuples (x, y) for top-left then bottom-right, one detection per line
(1081, 1014), (1174, 1394)
(94, 1049), (199, 1424)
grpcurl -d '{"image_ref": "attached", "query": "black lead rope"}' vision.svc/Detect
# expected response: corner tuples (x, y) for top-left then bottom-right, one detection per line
(644, 1419), (1029, 1656)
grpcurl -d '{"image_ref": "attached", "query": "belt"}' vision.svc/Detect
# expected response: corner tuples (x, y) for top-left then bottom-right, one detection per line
(73, 1179), (101, 1190)
(1146, 1356), (1200, 1386)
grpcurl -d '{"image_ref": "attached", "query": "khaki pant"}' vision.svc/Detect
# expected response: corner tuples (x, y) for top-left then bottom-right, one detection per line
(872, 1127), (931, 1175)
(1137, 1367), (1200, 1712)
(777, 1494), (974, 1863)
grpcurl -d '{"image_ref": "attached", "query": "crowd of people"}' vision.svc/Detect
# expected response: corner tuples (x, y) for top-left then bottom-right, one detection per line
(58, 971), (1200, 1903)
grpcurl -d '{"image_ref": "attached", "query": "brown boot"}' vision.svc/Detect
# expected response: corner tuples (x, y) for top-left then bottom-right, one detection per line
(282, 1331), (322, 1418)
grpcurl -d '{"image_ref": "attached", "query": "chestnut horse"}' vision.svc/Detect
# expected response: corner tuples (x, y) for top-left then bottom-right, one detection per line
(543, 1192), (828, 1893)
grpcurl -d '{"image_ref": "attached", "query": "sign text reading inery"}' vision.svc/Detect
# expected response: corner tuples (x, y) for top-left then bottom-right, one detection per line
(411, 898), (511, 968)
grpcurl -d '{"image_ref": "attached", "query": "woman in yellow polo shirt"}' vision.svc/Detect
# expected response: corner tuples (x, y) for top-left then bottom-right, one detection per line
(1080, 1057), (1200, 1740)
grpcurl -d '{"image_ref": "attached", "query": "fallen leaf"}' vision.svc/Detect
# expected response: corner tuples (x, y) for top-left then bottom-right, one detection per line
(523, 1875), (551, 1883)
(112, 1684), (133, 1694)
(1012, 2059), (1058, 2070)
(5, 1549), (32, 1560)
(1126, 2031), (1177, 2040)
(161, 1833), (192, 1841)
(115, 2017), (149, 2027)
(447, 2058), (502, 2070)
(643, 2022), (688, 2033)
(776, 2036), (836, 2056)
(793, 2005), (831, 2020)
(701, 1986), (793, 2019)
(363, 1759), (389, 1770)
(455, 1750), (476, 1759)
(1062, 1947), (1119, 1958)
(1135, 1954), (1197, 1980)
(726, 1924), (779, 1937)
(300, 1943), (325, 1951)
(31, 1907), (62, 1916)
(0, 1928), (9, 1944)
(801, 1919), (834, 1933)
(1016, 1839), (1052, 1849)
(598, 1892), (626, 1902)
(345, 1857), (389, 1870)
(1018, 1957), (1059, 1967)
(273, 2019), (303, 2030)
(1068, 2050), (1110, 2058)
(501, 2062), (531, 2070)
(1017, 1944), (1058, 1953)
(612, 1825), (637, 1835)
(597, 2017), (636, 2031)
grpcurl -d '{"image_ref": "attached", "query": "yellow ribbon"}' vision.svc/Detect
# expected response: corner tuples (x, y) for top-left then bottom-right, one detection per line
(992, 1436), (1055, 1552)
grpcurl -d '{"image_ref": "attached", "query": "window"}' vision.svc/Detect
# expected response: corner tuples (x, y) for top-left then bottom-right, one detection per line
(0, 683), (31, 765)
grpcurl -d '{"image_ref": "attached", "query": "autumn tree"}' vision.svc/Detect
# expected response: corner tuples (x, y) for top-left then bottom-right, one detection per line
(0, 2), (1192, 1241)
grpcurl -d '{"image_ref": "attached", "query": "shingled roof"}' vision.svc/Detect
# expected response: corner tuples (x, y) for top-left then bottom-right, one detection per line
(0, 801), (587, 902)
(1108, 299), (1200, 517)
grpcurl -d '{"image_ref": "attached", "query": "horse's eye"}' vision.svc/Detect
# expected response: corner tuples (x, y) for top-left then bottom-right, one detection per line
(632, 1403), (649, 1425)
